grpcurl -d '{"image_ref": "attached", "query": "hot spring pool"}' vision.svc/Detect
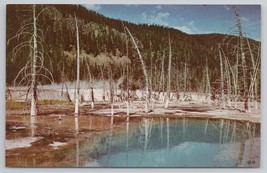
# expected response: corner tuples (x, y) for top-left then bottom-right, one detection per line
(84, 117), (260, 168)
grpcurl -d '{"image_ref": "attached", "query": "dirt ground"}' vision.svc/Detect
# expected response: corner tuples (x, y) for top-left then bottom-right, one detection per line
(5, 100), (261, 167)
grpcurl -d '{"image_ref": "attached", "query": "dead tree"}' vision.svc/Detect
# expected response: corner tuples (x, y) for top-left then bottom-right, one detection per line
(183, 54), (189, 92)
(218, 44), (226, 109)
(165, 35), (172, 108)
(175, 59), (180, 101)
(60, 64), (71, 102)
(126, 51), (130, 116)
(100, 67), (106, 102)
(31, 4), (38, 116)
(7, 5), (54, 116)
(108, 65), (114, 125)
(125, 27), (149, 113)
(205, 57), (211, 104)
(224, 55), (232, 107)
(122, 23), (130, 116)
(232, 6), (249, 111)
(74, 14), (80, 116)
(83, 53), (94, 109)
(159, 51), (165, 100)
(246, 39), (260, 110)
(222, 48), (238, 108)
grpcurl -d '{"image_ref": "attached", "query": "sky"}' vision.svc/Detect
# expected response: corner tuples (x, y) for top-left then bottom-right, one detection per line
(83, 4), (261, 41)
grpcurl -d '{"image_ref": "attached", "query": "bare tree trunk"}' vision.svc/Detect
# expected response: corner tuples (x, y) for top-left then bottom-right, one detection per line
(61, 64), (71, 102)
(84, 57), (94, 109)
(159, 52), (165, 100)
(205, 57), (211, 104)
(30, 116), (36, 137)
(90, 84), (94, 109)
(225, 57), (232, 107)
(74, 14), (80, 116)
(100, 67), (106, 102)
(224, 52), (238, 109)
(9, 5), (55, 117)
(75, 117), (79, 166)
(254, 44), (260, 110)
(219, 45), (225, 109)
(234, 52), (239, 109)
(254, 74), (259, 109)
(122, 22), (131, 116)
(109, 67), (114, 125)
(165, 35), (172, 108)
(125, 27), (149, 113)
(126, 44), (130, 116)
(247, 39), (260, 111)
(149, 54), (153, 102)
(89, 73), (94, 109)
(184, 62), (187, 92)
(30, 4), (37, 116)
(176, 62), (180, 101)
(232, 6), (248, 112)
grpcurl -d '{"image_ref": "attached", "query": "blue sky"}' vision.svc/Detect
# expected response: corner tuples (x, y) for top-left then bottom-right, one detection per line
(83, 4), (261, 41)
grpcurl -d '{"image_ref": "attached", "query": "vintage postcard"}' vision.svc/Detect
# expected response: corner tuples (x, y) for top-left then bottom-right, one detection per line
(6, 4), (260, 167)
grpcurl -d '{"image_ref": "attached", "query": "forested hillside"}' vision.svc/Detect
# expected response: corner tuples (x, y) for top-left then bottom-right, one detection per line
(6, 4), (260, 96)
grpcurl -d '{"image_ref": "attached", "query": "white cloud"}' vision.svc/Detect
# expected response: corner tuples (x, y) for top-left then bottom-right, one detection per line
(157, 11), (170, 18)
(173, 26), (193, 34)
(84, 4), (101, 11)
(187, 20), (195, 27)
(142, 11), (170, 26)
(241, 16), (249, 22)
(187, 20), (198, 32)
(173, 20), (198, 34)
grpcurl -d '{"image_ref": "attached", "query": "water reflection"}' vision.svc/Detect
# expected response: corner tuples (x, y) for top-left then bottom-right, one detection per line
(166, 118), (169, 151)
(182, 117), (187, 140)
(92, 118), (260, 167)
(160, 118), (164, 142)
(138, 118), (153, 166)
(219, 119), (224, 144)
(204, 119), (209, 137)
(106, 117), (114, 167)
(237, 124), (245, 166)
(231, 121), (236, 142)
(125, 117), (129, 167)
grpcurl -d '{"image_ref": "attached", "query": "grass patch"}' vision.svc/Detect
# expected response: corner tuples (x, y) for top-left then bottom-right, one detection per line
(6, 101), (26, 110)
(38, 100), (71, 105)
(6, 100), (72, 110)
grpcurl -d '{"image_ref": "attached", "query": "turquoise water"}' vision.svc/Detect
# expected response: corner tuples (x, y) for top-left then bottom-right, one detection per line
(90, 118), (259, 167)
